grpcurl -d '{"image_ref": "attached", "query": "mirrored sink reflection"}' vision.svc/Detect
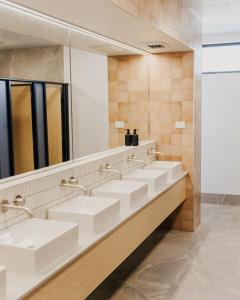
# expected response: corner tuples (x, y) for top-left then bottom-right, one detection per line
(145, 161), (183, 181)
(123, 169), (167, 193)
(48, 196), (120, 236)
(0, 265), (6, 300)
(92, 180), (148, 213)
(0, 219), (78, 273)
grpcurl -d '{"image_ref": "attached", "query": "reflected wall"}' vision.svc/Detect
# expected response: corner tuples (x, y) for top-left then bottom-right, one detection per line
(108, 55), (149, 148)
(0, 45), (65, 82)
(70, 38), (109, 159)
(0, 25), (72, 180)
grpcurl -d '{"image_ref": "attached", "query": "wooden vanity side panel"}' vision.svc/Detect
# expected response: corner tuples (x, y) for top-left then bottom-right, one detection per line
(25, 177), (186, 300)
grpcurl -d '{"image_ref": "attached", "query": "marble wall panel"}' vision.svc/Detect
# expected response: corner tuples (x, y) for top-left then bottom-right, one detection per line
(0, 46), (65, 82)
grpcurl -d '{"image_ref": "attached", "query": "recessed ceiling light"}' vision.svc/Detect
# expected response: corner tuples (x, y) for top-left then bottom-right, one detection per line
(0, 0), (150, 56)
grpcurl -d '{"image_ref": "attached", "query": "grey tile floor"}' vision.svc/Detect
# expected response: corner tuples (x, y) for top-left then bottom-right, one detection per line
(88, 203), (240, 299)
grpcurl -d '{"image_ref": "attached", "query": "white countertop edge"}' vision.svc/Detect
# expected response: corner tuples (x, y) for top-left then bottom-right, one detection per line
(7, 171), (188, 300)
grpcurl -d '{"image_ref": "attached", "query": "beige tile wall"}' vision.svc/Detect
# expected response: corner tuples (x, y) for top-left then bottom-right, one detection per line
(108, 51), (200, 232)
(108, 0), (202, 232)
(109, 55), (149, 147)
(192, 45), (202, 230)
(148, 52), (194, 164)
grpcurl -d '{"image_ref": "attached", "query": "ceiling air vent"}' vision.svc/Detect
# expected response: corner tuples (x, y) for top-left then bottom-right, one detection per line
(136, 41), (170, 52)
(147, 43), (166, 49)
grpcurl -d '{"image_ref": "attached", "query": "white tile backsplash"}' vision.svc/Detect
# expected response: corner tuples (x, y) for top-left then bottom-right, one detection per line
(0, 141), (157, 230)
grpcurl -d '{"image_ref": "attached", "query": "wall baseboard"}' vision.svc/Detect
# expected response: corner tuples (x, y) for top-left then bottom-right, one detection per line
(201, 193), (240, 206)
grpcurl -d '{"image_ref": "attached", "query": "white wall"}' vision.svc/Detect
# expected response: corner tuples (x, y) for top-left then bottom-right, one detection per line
(203, 32), (240, 45)
(202, 73), (240, 195)
(71, 48), (109, 158)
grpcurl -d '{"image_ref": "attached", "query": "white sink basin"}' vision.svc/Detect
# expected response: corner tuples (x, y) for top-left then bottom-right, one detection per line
(0, 266), (6, 300)
(0, 218), (78, 273)
(123, 169), (168, 193)
(145, 161), (183, 181)
(92, 180), (148, 213)
(48, 196), (120, 236)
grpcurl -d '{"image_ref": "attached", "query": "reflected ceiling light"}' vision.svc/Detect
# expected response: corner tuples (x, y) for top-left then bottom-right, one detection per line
(0, 0), (150, 55)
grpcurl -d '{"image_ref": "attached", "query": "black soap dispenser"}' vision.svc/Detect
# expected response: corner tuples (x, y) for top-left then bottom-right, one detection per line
(125, 129), (132, 146)
(132, 129), (139, 146)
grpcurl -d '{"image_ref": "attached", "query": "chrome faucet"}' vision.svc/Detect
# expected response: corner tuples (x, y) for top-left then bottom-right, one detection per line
(127, 154), (146, 167)
(60, 177), (88, 194)
(99, 163), (122, 180)
(148, 147), (164, 156)
(0, 195), (33, 218)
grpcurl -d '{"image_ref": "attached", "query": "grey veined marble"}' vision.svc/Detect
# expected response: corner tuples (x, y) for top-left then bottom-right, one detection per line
(0, 46), (65, 82)
(88, 203), (240, 300)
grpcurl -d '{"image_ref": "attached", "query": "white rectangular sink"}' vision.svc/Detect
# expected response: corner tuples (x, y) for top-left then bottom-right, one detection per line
(0, 266), (6, 300)
(123, 169), (167, 193)
(0, 218), (78, 273)
(145, 161), (183, 181)
(92, 180), (148, 213)
(48, 196), (120, 236)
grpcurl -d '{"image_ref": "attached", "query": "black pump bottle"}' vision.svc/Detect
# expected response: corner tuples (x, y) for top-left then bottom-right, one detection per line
(131, 129), (139, 146)
(125, 129), (132, 146)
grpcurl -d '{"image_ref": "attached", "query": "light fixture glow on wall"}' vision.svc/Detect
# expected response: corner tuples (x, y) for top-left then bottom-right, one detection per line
(0, 0), (150, 55)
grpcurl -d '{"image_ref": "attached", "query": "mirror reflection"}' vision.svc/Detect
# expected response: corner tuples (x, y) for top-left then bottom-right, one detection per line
(0, 29), (71, 180)
(11, 81), (34, 175)
(46, 84), (67, 166)
(69, 30), (149, 159)
(70, 45), (109, 158)
(0, 79), (70, 180)
(0, 19), (150, 181)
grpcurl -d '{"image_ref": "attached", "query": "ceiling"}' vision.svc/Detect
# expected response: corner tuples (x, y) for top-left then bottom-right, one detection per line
(184, 0), (240, 38)
(1, 0), (239, 50)
(2, 0), (190, 55)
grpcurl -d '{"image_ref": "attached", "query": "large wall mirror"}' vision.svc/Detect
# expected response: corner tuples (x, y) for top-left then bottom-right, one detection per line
(0, 3), (72, 181)
(0, 36), (71, 179)
(0, 3), (152, 182)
